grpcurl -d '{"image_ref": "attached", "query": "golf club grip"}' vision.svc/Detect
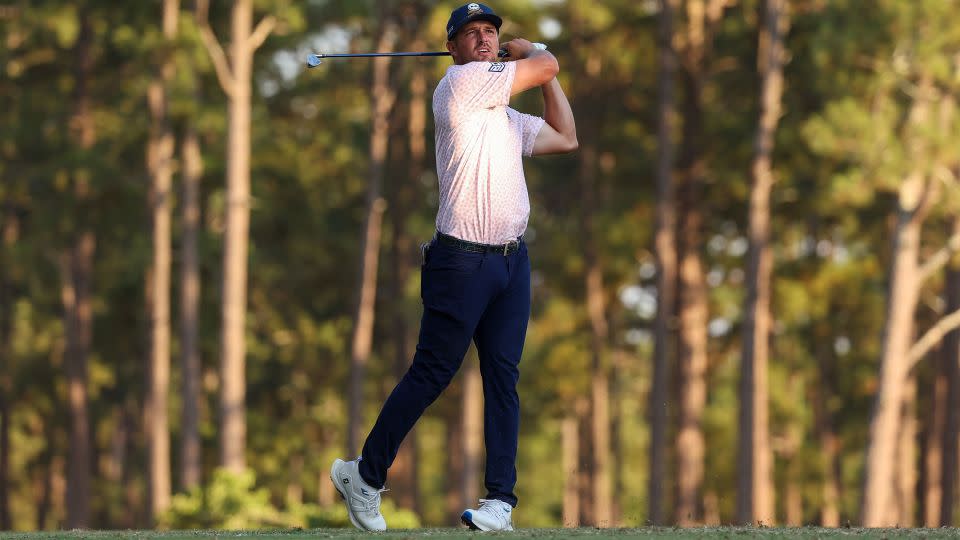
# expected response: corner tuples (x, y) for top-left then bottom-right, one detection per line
(498, 42), (548, 58)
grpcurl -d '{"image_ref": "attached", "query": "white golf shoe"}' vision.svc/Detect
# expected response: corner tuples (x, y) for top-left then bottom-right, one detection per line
(330, 458), (387, 532)
(461, 498), (514, 531)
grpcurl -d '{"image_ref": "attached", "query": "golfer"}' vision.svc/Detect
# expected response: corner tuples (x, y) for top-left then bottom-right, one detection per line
(332, 2), (577, 531)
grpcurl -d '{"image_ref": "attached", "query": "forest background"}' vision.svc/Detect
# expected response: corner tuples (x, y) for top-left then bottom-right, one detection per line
(2, 0), (960, 532)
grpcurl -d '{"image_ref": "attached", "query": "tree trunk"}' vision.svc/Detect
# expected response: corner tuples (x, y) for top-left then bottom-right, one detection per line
(146, 0), (179, 520)
(62, 232), (95, 529)
(893, 375), (917, 525)
(861, 76), (936, 523)
(347, 22), (397, 456)
(562, 415), (580, 527)
(198, 0), (274, 472)
(675, 0), (727, 525)
(219, 0), (254, 472)
(942, 221), (960, 525)
(649, 0), (678, 526)
(924, 345), (948, 526)
(180, 125), (203, 490)
(577, 139), (613, 527)
(578, 398), (594, 526)
(610, 350), (625, 525)
(861, 176), (929, 525)
(738, 0), (786, 525)
(64, 6), (95, 527)
(179, 0), (206, 493)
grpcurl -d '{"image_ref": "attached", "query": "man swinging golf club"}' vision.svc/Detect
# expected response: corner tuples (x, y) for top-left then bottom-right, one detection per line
(331, 2), (577, 531)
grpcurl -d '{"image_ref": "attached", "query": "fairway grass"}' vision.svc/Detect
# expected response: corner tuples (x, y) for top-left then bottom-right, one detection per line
(2, 528), (959, 540)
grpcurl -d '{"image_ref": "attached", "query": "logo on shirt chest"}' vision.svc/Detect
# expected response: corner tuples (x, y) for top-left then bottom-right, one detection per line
(488, 62), (505, 72)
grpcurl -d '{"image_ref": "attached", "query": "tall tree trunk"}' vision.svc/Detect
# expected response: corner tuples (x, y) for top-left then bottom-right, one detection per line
(146, 0), (179, 520)
(610, 350), (625, 525)
(566, 3), (612, 523)
(942, 218), (960, 525)
(219, 0), (253, 472)
(675, 182), (708, 527)
(347, 22), (397, 456)
(577, 399), (594, 526)
(562, 415), (580, 527)
(0, 206), (17, 530)
(578, 140), (613, 527)
(924, 345), (948, 526)
(738, 0), (786, 525)
(462, 361), (483, 508)
(180, 126), (203, 490)
(64, 6), (95, 527)
(198, 0), (275, 472)
(649, 0), (678, 525)
(62, 233), (95, 529)
(675, 0), (722, 525)
(861, 192), (926, 525)
(861, 85), (933, 524)
(894, 375), (917, 525)
(179, 0), (206, 493)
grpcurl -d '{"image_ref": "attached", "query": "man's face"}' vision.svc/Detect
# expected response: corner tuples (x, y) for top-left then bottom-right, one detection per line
(447, 20), (499, 64)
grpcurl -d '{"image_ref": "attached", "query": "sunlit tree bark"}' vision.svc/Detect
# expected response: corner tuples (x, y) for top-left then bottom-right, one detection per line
(145, 0), (179, 520)
(861, 83), (934, 525)
(198, 0), (276, 471)
(738, 0), (786, 525)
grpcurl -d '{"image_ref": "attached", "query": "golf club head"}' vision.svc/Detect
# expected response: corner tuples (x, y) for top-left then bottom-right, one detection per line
(306, 54), (323, 68)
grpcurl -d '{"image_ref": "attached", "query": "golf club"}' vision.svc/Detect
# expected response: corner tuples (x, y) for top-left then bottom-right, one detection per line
(306, 43), (547, 68)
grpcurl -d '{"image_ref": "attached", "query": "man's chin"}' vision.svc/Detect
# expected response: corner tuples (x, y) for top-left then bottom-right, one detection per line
(471, 52), (497, 62)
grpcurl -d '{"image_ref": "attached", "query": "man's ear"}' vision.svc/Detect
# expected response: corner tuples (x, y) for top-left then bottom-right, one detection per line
(446, 40), (456, 59)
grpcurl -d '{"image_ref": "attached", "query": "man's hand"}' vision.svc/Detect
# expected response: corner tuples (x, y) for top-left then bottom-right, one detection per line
(499, 38), (542, 61)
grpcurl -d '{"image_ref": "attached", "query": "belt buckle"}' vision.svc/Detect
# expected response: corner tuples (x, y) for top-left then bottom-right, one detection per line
(503, 239), (518, 256)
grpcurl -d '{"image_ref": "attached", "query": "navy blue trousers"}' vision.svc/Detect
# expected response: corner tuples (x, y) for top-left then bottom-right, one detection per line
(359, 237), (530, 507)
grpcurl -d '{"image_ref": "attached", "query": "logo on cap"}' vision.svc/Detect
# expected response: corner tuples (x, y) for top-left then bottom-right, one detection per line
(467, 3), (481, 14)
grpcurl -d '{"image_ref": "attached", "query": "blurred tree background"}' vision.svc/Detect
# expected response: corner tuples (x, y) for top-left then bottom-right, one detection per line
(1, 0), (960, 531)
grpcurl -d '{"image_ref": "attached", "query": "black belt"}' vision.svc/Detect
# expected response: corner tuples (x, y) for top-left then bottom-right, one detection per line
(436, 231), (521, 256)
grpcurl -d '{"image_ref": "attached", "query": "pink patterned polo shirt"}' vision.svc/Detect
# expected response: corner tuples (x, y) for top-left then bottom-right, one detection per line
(432, 60), (545, 245)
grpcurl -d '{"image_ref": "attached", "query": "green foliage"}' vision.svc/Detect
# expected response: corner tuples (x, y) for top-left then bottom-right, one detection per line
(160, 469), (289, 530)
(158, 469), (419, 530)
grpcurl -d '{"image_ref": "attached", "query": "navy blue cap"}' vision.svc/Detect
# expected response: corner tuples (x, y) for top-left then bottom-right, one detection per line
(446, 3), (502, 41)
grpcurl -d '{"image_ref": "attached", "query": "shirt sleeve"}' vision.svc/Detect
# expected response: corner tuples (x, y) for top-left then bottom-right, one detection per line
(509, 109), (546, 157)
(445, 61), (516, 112)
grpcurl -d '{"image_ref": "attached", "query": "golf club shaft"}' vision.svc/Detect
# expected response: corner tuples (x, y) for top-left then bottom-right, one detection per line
(315, 51), (451, 58)
(306, 43), (546, 68)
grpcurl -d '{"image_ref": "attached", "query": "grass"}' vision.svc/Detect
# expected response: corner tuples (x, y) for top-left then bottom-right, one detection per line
(2, 528), (960, 540)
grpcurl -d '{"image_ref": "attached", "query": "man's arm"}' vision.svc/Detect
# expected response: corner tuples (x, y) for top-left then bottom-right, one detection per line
(501, 39), (559, 95)
(532, 78), (578, 155)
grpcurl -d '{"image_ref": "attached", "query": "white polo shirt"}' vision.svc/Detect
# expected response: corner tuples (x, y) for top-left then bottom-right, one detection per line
(432, 60), (545, 245)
